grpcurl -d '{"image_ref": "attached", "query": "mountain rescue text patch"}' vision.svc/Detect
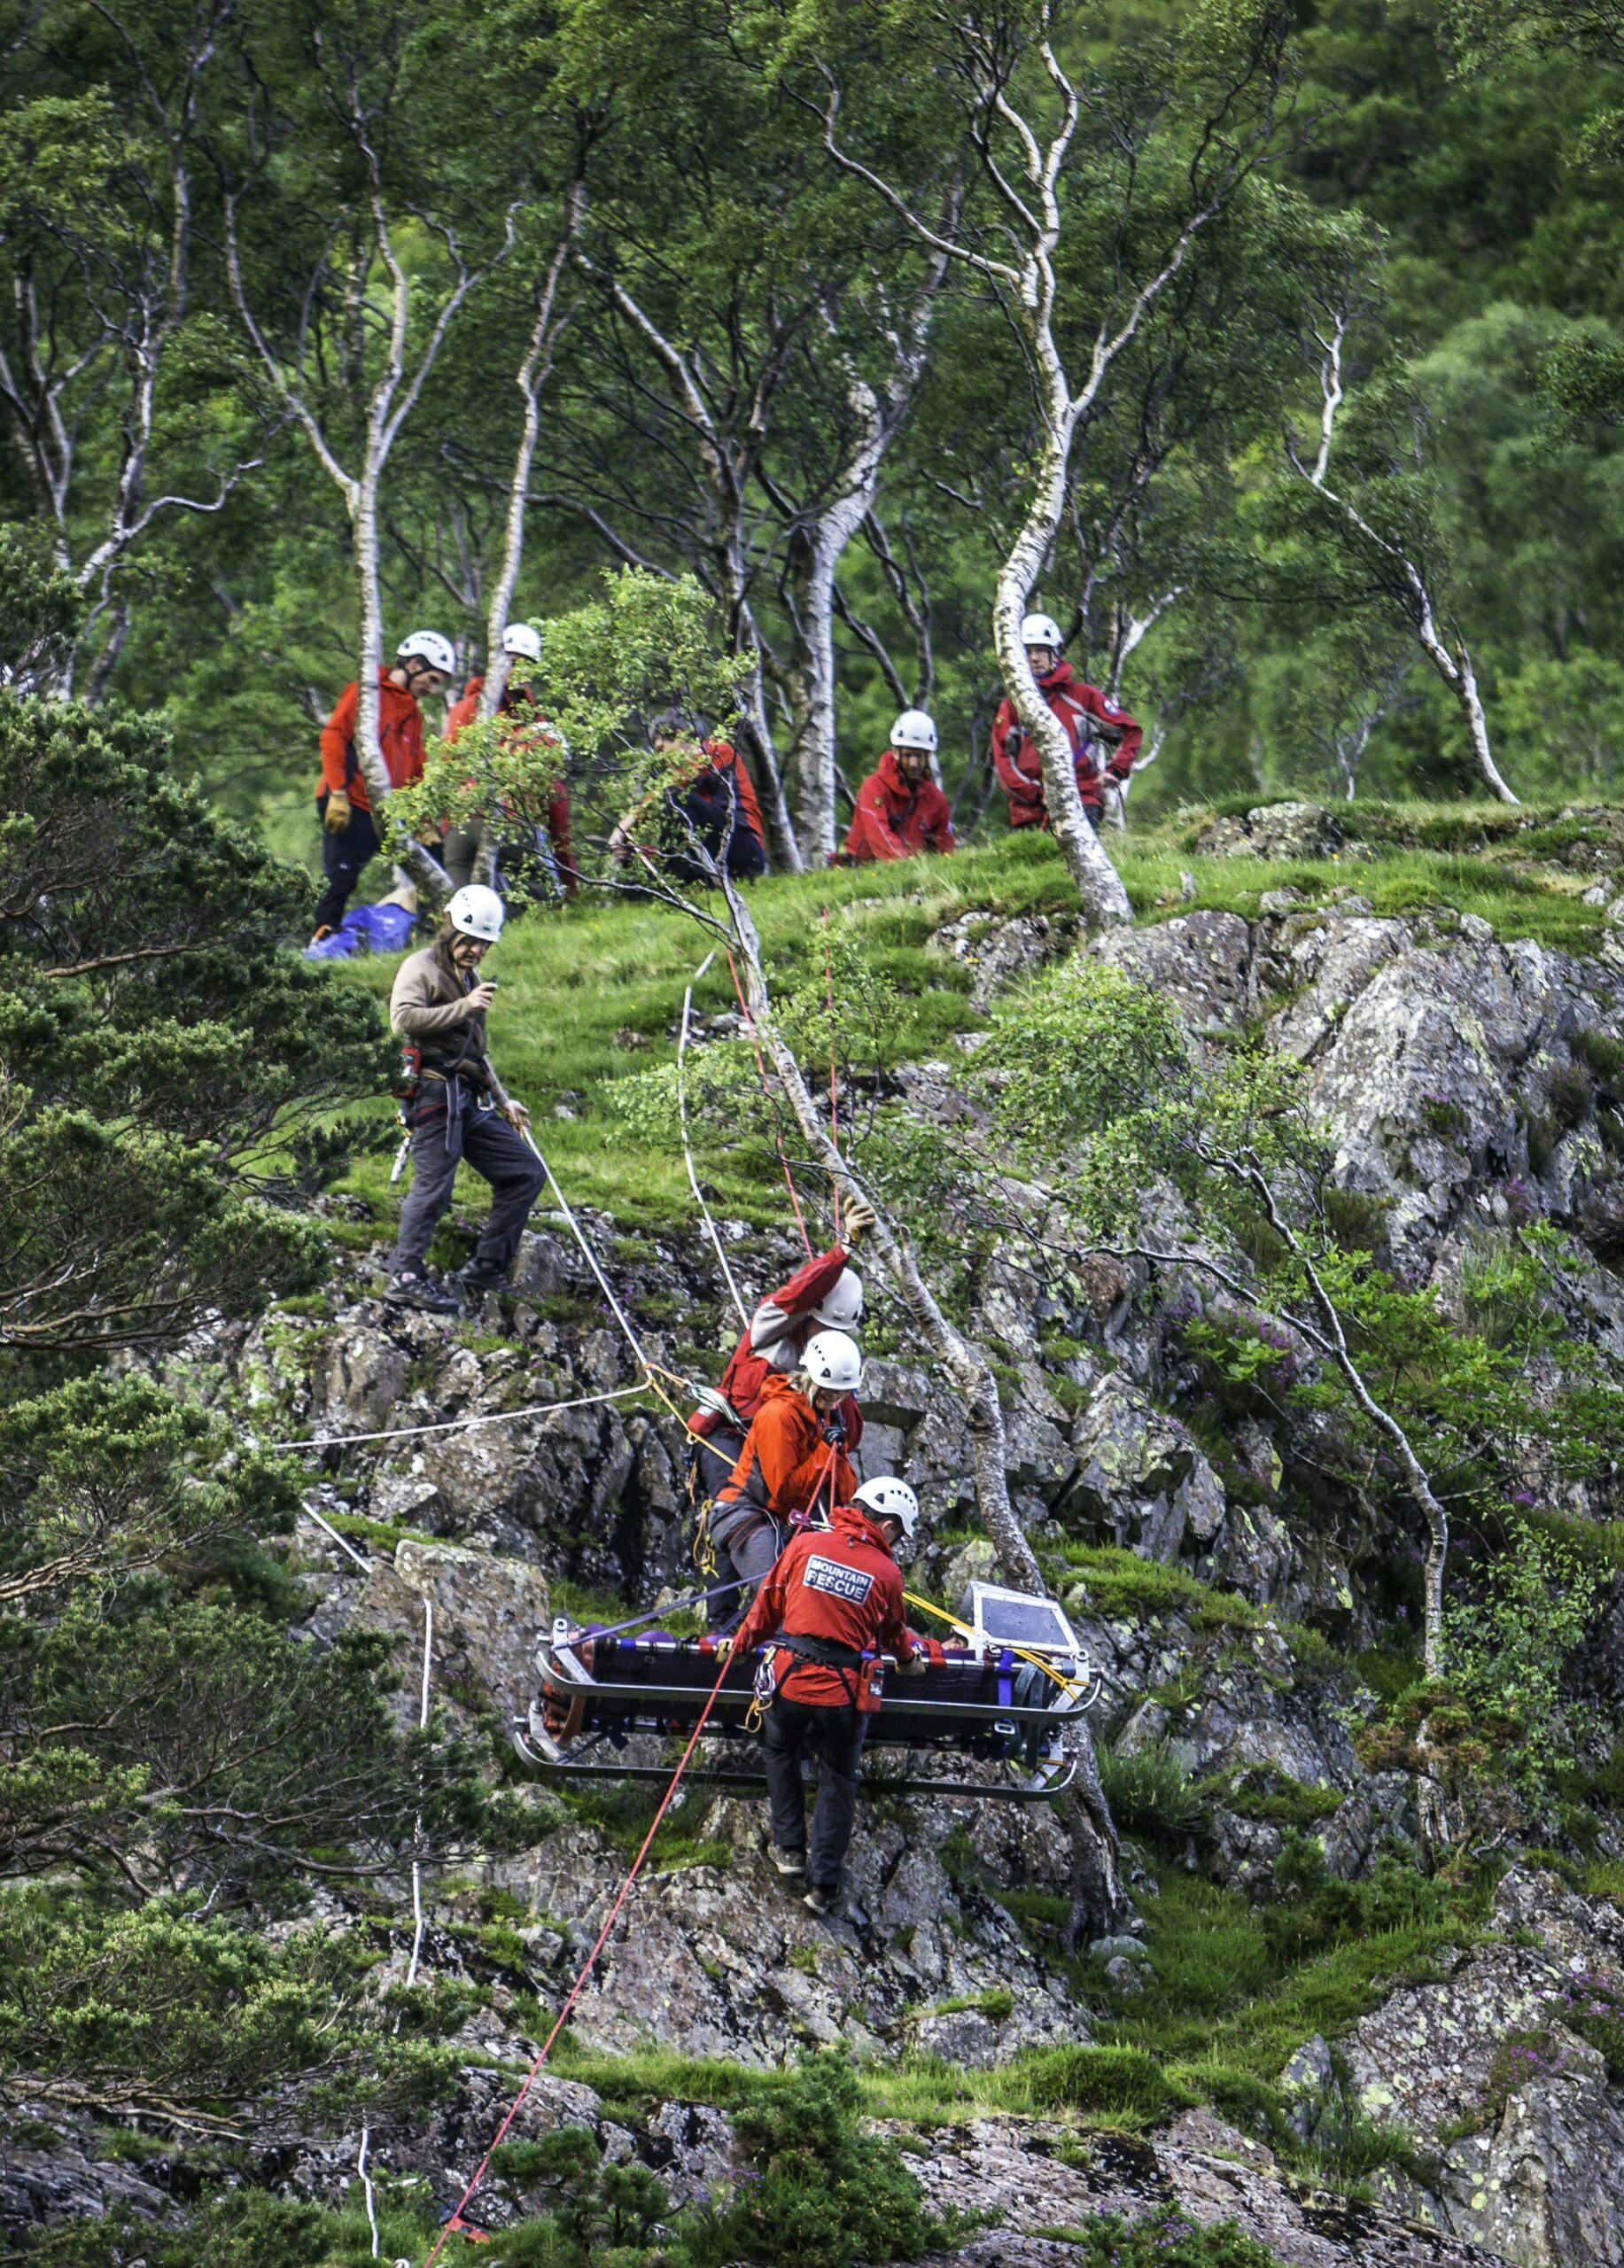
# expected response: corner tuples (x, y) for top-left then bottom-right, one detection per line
(803, 1555), (875, 1605)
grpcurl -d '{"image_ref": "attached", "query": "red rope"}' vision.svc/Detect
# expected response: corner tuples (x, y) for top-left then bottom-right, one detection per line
(420, 1651), (734, 2266)
(725, 946), (812, 1256)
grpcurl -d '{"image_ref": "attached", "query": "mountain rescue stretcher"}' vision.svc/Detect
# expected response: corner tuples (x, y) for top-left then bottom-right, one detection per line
(514, 1581), (1102, 1803)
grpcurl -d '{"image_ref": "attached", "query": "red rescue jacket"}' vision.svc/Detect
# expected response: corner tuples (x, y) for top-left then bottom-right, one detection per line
(686, 740), (766, 850)
(693, 1244), (864, 1449)
(991, 662), (1141, 827)
(733, 1502), (924, 1710)
(317, 672), (427, 814)
(715, 1372), (855, 1528)
(843, 750), (956, 863)
(446, 675), (578, 889)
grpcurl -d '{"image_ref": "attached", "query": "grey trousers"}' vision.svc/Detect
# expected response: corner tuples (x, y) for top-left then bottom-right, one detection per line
(390, 1097), (545, 1278)
(763, 1697), (868, 1891)
(707, 1506), (787, 1629)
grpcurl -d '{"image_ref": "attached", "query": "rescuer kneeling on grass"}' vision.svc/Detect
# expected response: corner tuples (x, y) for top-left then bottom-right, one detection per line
(385, 882), (543, 1314)
(727, 1475), (931, 1917)
(843, 710), (955, 863)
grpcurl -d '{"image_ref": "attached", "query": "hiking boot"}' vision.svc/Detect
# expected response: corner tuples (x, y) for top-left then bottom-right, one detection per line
(803, 1884), (841, 1919)
(385, 1270), (461, 1316)
(769, 1845), (807, 1880)
(455, 1263), (509, 1310)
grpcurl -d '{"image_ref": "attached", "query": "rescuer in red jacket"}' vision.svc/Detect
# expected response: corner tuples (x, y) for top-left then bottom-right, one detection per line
(687, 1204), (874, 1500)
(312, 629), (454, 942)
(609, 710), (768, 882)
(442, 624), (577, 898)
(729, 1474), (931, 1915)
(843, 710), (956, 864)
(991, 611), (1141, 833)
(703, 1331), (862, 1629)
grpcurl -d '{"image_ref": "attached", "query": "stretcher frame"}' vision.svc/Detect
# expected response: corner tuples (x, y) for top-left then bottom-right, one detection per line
(514, 1624), (1104, 1803)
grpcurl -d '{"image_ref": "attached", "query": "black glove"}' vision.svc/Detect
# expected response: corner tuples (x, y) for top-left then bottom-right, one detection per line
(821, 1417), (848, 1448)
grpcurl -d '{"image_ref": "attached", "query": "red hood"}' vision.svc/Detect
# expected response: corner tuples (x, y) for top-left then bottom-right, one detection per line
(877, 749), (930, 796)
(1036, 659), (1075, 693)
(377, 666), (421, 708)
(828, 1502), (897, 1557)
(758, 1371), (812, 1415)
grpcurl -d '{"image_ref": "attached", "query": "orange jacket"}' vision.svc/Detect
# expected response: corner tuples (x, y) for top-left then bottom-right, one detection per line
(716, 1371), (854, 1525)
(686, 739), (765, 849)
(445, 675), (577, 887)
(317, 671), (426, 813)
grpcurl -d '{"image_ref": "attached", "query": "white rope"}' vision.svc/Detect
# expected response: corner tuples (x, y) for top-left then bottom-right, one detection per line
(405, 1594), (433, 1989)
(522, 1129), (655, 1369)
(274, 1382), (645, 1453)
(299, 1501), (375, 1572)
(359, 2124), (380, 2257)
(679, 960), (750, 1329)
(361, 1593), (435, 2256)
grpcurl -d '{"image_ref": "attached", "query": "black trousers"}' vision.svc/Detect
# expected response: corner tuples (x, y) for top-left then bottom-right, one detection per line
(763, 1695), (868, 1892)
(314, 796), (383, 930)
(666, 795), (768, 884)
(389, 1097), (545, 1278)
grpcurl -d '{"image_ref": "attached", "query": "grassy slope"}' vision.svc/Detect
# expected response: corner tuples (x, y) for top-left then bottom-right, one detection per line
(318, 800), (1597, 2188)
(333, 803), (1608, 1241)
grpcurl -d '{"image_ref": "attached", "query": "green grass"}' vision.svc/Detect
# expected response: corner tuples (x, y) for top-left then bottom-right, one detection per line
(1056, 1542), (1265, 1632)
(1102, 1870), (1468, 2078)
(322, 810), (1607, 1241)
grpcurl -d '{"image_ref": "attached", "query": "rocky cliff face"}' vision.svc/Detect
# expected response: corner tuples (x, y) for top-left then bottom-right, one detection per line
(23, 853), (1623, 2266)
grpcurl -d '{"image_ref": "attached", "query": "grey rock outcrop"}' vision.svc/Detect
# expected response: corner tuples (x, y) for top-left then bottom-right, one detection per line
(1347, 1870), (1624, 2267)
(1061, 1374), (1228, 1568)
(905, 2109), (1501, 2268)
(509, 1798), (1083, 2067)
(1195, 801), (1347, 860)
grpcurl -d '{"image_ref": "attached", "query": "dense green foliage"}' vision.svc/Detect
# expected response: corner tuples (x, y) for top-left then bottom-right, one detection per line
(19, 2054), (948, 2268)
(0, 692), (389, 1367)
(9, 0), (1624, 857)
(0, 695), (486, 2154)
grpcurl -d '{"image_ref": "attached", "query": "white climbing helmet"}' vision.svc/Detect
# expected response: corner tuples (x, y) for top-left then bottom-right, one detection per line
(803, 1328), (863, 1394)
(811, 1267), (864, 1331)
(854, 1475), (921, 1538)
(447, 883), (505, 943)
(891, 708), (938, 754)
(501, 621), (543, 663)
(1021, 612), (1064, 652)
(397, 629), (457, 676)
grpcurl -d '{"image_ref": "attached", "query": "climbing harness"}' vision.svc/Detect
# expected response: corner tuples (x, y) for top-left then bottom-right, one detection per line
(420, 1648), (735, 2268)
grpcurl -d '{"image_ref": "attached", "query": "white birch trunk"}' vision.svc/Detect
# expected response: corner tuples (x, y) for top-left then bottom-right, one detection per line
(993, 408), (1134, 925)
(481, 217), (575, 720)
(1300, 309), (1518, 807)
(786, 472), (874, 858)
(716, 873), (1122, 1929)
(351, 462), (392, 811)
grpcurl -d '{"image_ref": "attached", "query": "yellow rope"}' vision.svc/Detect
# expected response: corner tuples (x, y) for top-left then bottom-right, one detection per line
(902, 1588), (1084, 1700)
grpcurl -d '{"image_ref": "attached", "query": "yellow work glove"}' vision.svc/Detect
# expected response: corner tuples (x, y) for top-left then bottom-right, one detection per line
(843, 1195), (878, 1244)
(323, 789), (353, 835)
